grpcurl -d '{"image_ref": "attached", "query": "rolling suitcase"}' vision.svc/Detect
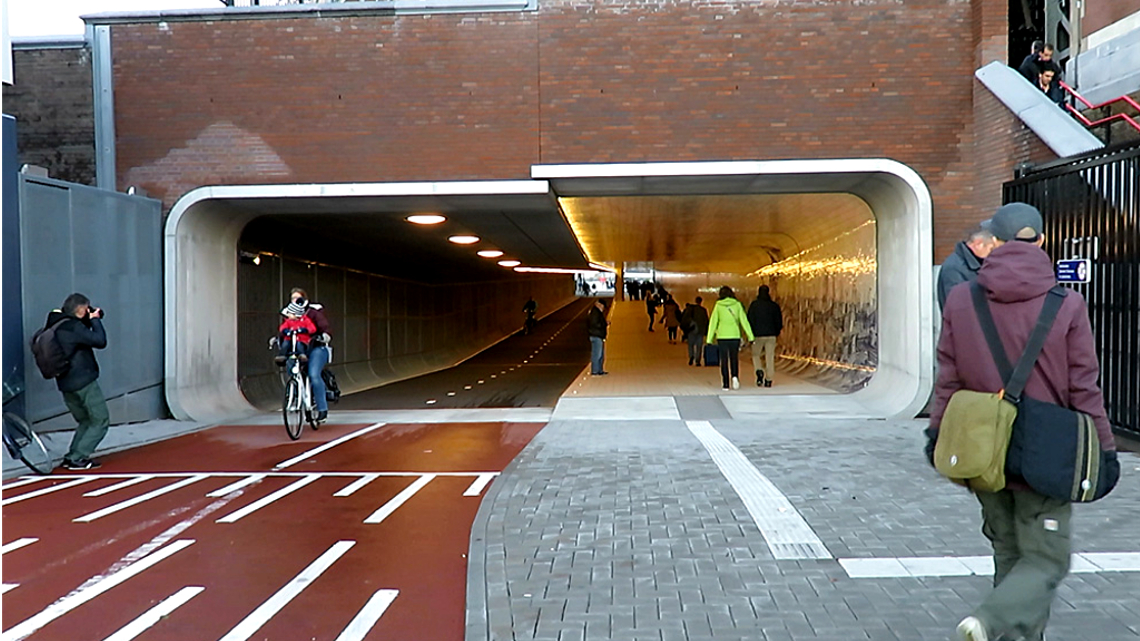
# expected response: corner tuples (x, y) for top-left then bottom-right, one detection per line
(704, 343), (719, 366)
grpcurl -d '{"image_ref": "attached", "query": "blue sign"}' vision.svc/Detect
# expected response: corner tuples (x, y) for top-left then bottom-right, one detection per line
(1056, 258), (1091, 284)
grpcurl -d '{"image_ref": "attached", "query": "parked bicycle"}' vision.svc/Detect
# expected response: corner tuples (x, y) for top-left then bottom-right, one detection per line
(3, 374), (53, 474)
(272, 330), (320, 440)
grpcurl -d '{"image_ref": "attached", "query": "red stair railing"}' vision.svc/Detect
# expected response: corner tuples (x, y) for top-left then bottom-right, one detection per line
(1059, 81), (1140, 135)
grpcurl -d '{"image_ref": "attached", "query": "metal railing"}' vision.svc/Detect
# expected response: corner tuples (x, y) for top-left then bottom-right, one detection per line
(1004, 142), (1140, 438)
(1059, 81), (1140, 140)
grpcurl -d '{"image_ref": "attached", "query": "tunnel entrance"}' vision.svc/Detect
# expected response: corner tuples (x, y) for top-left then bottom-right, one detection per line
(165, 160), (932, 422)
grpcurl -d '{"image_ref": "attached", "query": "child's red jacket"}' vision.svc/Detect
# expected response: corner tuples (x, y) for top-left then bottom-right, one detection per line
(279, 316), (317, 345)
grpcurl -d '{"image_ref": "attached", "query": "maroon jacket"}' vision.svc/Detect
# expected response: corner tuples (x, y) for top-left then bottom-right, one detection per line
(930, 241), (1115, 459)
(304, 303), (332, 343)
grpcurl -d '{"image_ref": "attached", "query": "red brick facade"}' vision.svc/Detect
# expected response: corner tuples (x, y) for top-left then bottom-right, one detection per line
(106, 0), (1056, 262)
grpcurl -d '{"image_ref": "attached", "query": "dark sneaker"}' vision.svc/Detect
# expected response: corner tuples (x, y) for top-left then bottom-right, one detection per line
(63, 458), (101, 470)
(764, 380), (773, 388)
(756, 369), (764, 386)
(316, 410), (328, 421)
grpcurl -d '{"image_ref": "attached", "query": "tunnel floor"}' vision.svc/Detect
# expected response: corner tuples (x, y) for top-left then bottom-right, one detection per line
(333, 298), (839, 412)
(331, 298), (597, 410)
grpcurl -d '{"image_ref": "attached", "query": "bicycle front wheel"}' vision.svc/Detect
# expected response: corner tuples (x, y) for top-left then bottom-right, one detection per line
(5, 413), (53, 475)
(283, 377), (304, 440)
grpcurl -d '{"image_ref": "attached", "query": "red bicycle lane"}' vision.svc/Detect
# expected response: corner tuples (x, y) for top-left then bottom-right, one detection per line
(2, 419), (544, 640)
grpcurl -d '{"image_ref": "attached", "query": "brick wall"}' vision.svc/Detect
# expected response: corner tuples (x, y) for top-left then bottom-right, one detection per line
(3, 46), (96, 185)
(1084, 0), (1140, 38)
(105, 0), (1044, 261)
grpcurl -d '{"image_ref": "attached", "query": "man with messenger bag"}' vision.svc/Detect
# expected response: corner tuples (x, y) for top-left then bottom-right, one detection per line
(925, 203), (1119, 641)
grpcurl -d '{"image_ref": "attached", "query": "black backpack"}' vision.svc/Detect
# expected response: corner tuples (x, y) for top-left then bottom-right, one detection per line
(321, 368), (341, 403)
(31, 318), (71, 379)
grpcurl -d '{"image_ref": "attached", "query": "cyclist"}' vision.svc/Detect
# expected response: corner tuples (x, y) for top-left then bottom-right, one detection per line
(522, 297), (537, 334)
(289, 288), (332, 422)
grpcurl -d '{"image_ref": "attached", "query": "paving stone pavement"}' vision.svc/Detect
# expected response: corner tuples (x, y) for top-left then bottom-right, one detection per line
(467, 417), (1140, 641)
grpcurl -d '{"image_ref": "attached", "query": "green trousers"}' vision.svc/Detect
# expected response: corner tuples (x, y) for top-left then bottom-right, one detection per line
(974, 489), (1072, 641)
(61, 380), (110, 462)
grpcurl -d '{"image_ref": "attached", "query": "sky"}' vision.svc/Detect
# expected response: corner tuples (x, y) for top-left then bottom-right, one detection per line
(7, 0), (225, 38)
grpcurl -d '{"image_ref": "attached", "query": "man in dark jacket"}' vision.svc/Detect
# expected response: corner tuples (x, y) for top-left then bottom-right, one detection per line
(46, 293), (110, 470)
(927, 203), (1116, 641)
(746, 286), (782, 386)
(587, 299), (608, 375)
(1018, 41), (1060, 83)
(937, 222), (997, 309)
(679, 297), (710, 366)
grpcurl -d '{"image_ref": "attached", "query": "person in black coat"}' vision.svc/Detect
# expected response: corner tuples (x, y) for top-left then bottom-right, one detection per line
(587, 299), (609, 375)
(44, 292), (109, 469)
(938, 222), (997, 309)
(746, 286), (783, 387)
(1018, 41), (1061, 84)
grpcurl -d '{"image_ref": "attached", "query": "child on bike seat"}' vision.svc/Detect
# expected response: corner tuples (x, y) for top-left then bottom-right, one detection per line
(275, 298), (318, 365)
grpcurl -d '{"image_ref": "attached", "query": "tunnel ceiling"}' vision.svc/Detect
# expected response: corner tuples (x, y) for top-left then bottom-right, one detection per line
(560, 193), (875, 274)
(232, 191), (589, 283)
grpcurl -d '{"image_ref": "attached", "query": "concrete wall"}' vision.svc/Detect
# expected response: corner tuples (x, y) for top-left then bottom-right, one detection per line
(100, 0), (1025, 263)
(236, 252), (574, 410)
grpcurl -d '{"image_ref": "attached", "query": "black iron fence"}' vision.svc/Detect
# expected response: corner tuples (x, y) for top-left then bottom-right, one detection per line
(1004, 141), (1140, 438)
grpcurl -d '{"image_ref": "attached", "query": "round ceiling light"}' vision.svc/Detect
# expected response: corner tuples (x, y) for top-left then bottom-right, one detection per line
(448, 235), (480, 245)
(498, 260), (521, 268)
(477, 250), (504, 258)
(406, 214), (447, 225)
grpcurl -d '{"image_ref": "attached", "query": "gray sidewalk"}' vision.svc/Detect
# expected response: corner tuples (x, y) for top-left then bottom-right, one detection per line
(468, 416), (1140, 641)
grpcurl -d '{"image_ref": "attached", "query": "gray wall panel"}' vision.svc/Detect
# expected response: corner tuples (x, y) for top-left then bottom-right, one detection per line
(19, 175), (163, 427)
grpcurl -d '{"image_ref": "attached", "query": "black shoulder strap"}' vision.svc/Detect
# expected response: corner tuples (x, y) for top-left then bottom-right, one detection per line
(970, 282), (1068, 402)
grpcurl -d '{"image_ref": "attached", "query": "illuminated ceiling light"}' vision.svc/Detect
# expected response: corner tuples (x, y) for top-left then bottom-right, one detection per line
(406, 214), (446, 225)
(448, 235), (480, 245)
(477, 250), (504, 258)
(498, 260), (521, 268)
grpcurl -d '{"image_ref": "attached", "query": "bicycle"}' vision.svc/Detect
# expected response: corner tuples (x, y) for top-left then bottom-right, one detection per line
(272, 331), (320, 440)
(522, 310), (537, 336)
(3, 375), (53, 474)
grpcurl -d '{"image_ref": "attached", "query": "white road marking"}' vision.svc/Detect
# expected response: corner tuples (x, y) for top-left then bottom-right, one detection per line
(218, 540), (355, 641)
(1, 584), (18, 594)
(84, 475), (156, 497)
(2, 477), (95, 506)
(74, 475), (209, 523)
(216, 475), (321, 523)
(2, 477), (50, 490)
(839, 552), (1140, 578)
(1, 538), (38, 555)
(1, 539), (195, 641)
(462, 473), (498, 497)
(334, 589), (399, 641)
(364, 475), (435, 524)
(273, 422), (386, 470)
(101, 586), (205, 641)
(334, 474), (379, 497)
(206, 474), (268, 497)
(685, 420), (831, 560)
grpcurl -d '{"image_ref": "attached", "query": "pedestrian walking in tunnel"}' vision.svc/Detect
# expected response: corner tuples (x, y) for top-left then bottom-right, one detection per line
(706, 286), (754, 390)
(680, 296), (710, 366)
(587, 299), (609, 375)
(927, 203), (1118, 641)
(37, 293), (109, 469)
(660, 295), (681, 343)
(938, 221), (997, 309)
(289, 288), (332, 422)
(746, 285), (783, 387)
(645, 291), (659, 331)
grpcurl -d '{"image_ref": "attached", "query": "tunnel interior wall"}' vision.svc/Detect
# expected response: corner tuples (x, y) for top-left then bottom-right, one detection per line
(236, 252), (575, 411)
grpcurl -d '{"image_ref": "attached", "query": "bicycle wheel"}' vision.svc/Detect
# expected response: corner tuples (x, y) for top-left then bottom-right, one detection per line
(283, 377), (304, 440)
(4, 413), (53, 475)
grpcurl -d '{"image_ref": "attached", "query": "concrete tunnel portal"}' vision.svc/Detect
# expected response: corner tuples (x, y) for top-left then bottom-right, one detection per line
(165, 160), (933, 423)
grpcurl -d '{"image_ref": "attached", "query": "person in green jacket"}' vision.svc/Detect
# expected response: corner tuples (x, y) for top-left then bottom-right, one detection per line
(706, 286), (754, 390)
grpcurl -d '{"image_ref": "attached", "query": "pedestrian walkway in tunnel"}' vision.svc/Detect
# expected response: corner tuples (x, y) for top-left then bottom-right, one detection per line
(566, 300), (837, 399)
